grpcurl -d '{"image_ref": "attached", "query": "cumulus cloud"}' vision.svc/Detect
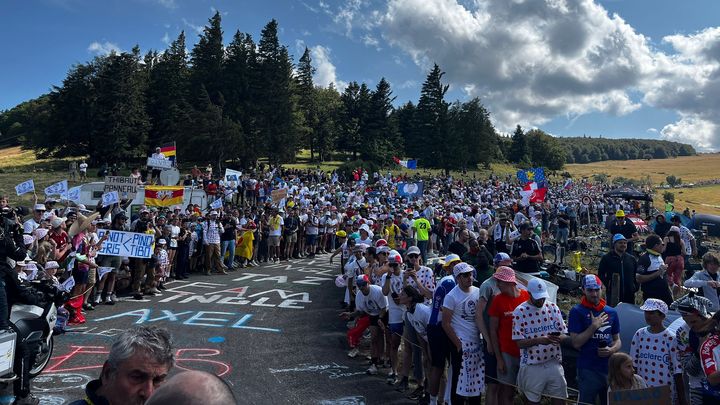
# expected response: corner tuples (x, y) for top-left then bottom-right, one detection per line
(156, 0), (176, 9)
(310, 45), (348, 91)
(87, 41), (121, 55)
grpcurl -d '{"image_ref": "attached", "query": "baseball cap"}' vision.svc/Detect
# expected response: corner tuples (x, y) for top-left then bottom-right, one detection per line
(51, 217), (67, 228)
(582, 274), (603, 290)
(406, 246), (421, 256)
(639, 298), (668, 315)
(376, 245), (390, 254)
(375, 239), (388, 247)
(157, 238), (167, 245)
(33, 204), (46, 211)
(612, 234), (626, 244)
(355, 274), (369, 288)
(209, 211), (218, 216)
(493, 252), (512, 266)
(389, 251), (403, 265)
(493, 266), (516, 283)
(527, 278), (550, 300)
(453, 262), (474, 278)
(443, 254), (461, 268)
(615, 210), (625, 217)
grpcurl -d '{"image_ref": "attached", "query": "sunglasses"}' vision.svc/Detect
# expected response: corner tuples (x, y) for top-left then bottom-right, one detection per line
(378, 252), (388, 255)
(458, 272), (472, 278)
(407, 254), (419, 259)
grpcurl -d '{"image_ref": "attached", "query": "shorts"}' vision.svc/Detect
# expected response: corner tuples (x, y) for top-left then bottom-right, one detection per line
(97, 255), (121, 273)
(73, 268), (89, 284)
(497, 352), (520, 386)
(517, 359), (567, 403)
(427, 324), (450, 368)
(267, 236), (280, 247)
(483, 344), (498, 384)
(389, 322), (404, 335)
(306, 234), (318, 245)
(285, 233), (297, 243)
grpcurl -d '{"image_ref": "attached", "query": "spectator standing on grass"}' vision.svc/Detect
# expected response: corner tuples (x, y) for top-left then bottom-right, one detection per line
(511, 222), (542, 273)
(663, 226), (686, 294)
(636, 234), (674, 305)
(79, 160), (88, 180)
(569, 275), (622, 405)
(654, 214), (671, 238)
(671, 215), (697, 273)
(597, 234), (638, 306)
(629, 298), (686, 405)
(608, 210), (639, 255)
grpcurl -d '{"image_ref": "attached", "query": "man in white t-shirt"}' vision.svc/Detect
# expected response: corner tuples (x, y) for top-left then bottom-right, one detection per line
(442, 262), (483, 404)
(382, 252), (406, 383)
(341, 274), (387, 375)
(512, 278), (569, 404)
(23, 204), (46, 235)
(630, 298), (684, 400)
(79, 160), (88, 180)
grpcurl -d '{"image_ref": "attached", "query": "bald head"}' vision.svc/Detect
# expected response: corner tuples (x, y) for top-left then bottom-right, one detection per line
(146, 370), (236, 405)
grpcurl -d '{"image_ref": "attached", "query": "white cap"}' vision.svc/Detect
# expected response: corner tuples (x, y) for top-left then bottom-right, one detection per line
(527, 278), (549, 300)
(640, 298), (668, 315)
(33, 204), (46, 211)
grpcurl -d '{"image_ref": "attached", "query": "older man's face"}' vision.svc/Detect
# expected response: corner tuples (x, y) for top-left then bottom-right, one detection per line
(100, 352), (171, 405)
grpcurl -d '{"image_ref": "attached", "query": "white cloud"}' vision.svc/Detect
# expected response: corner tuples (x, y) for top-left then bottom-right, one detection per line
(87, 41), (121, 56)
(310, 45), (348, 91)
(182, 18), (204, 35)
(161, 32), (170, 45)
(362, 34), (380, 50)
(371, 0), (720, 151)
(156, 0), (176, 9)
(646, 128), (658, 133)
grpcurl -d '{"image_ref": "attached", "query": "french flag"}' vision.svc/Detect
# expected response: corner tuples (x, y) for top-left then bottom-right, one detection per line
(393, 157), (417, 170)
(563, 178), (574, 190)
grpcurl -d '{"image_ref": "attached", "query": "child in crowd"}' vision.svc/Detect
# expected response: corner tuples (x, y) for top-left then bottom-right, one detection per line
(607, 352), (647, 393)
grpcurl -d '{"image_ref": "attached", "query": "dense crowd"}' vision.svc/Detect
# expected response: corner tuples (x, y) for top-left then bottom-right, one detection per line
(2, 164), (719, 405)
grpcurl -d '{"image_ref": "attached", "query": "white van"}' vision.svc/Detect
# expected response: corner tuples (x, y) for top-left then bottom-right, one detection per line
(76, 182), (208, 219)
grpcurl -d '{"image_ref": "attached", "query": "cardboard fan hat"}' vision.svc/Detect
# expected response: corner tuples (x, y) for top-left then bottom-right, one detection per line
(68, 211), (101, 237)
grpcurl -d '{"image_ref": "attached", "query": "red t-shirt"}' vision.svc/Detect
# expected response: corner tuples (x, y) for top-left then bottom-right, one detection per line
(49, 230), (69, 262)
(488, 289), (530, 357)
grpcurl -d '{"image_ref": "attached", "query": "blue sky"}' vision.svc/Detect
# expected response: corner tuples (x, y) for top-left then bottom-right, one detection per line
(2, 0), (720, 151)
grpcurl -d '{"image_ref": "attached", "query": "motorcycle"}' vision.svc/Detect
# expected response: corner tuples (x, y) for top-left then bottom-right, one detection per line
(4, 280), (68, 380)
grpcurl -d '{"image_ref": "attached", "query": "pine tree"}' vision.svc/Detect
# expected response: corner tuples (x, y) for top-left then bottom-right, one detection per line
(314, 85), (342, 162)
(364, 78), (401, 163)
(224, 30), (258, 165)
(509, 124), (529, 164)
(190, 11), (224, 105)
(256, 19), (301, 164)
(416, 64), (450, 173)
(296, 47), (318, 160)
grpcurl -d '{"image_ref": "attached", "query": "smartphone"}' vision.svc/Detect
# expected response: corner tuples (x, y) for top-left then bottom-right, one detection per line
(549, 332), (561, 336)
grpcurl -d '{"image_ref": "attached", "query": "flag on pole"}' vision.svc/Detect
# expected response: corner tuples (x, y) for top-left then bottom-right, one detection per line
(210, 198), (223, 210)
(519, 181), (548, 205)
(160, 142), (177, 165)
(517, 168), (546, 186)
(44, 180), (68, 196)
(563, 178), (574, 190)
(145, 186), (184, 207)
(15, 179), (35, 196)
(392, 157), (417, 170)
(101, 191), (120, 207)
(60, 276), (75, 293)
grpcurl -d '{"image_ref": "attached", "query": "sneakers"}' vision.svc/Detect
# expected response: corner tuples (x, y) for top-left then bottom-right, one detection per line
(105, 293), (116, 305)
(13, 393), (40, 405)
(93, 294), (102, 305)
(347, 348), (359, 358)
(408, 386), (426, 400)
(366, 364), (378, 375)
(217, 270), (228, 275)
(394, 378), (409, 392)
(133, 293), (143, 300)
(386, 372), (397, 384)
(82, 303), (94, 311)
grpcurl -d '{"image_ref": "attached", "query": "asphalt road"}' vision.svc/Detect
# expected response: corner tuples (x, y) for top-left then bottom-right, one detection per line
(28, 257), (417, 405)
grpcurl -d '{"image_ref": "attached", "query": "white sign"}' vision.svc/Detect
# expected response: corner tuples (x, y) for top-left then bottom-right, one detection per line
(101, 191), (120, 207)
(15, 179), (34, 196)
(66, 186), (81, 202)
(98, 267), (113, 281)
(103, 176), (138, 199)
(147, 157), (173, 169)
(96, 229), (154, 259)
(224, 169), (242, 183)
(44, 180), (68, 196)
(60, 276), (75, 293)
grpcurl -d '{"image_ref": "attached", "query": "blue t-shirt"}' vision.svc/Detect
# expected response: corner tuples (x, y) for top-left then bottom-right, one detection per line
(568, 304), (620, 373)
(429, 275), (456, 326)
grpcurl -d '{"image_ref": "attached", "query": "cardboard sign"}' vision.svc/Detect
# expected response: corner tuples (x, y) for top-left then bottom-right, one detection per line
(271, 188), (287, 204)
(224, 168), (242, 182)
(608, 385), (671, 405)
(103, 176), (138, 199)
(147, 157), (173, 169)
(96, 229), (154, 259)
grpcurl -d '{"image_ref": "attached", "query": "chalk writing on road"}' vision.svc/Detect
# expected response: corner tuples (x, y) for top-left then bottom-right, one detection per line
(45, 345), (232, 376)
(318, 397), (367, 405)
(93, 309), (282, 332)
(269, 363), (366, 380)
(156, 281), (312, 309)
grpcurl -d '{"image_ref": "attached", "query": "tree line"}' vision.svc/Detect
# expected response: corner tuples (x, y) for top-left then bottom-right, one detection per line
(0, 12), (696, 172)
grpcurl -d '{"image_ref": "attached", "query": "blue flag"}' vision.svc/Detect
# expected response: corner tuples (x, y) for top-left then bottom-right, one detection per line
(397, 182), (424, 198)
(517, 168), (545, 186)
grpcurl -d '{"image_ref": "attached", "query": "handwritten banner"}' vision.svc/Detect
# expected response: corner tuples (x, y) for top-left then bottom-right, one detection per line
(103, 176), (138, 199)
(147, 157), (173, 169)
(96, 229), (154, 259)
(15, 179), (35, 196)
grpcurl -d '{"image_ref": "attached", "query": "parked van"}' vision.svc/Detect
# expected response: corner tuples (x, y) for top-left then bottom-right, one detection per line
(76, 182), (208, 219)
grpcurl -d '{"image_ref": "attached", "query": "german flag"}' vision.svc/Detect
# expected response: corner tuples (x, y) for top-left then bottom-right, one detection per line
(160, 142), (177, 164)
(145, 186), (183, 207)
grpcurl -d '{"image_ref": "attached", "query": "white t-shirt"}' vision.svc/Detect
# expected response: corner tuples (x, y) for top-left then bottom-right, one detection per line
(442, 285), (481, 343)
(306, 216), (319, 235)
(381, 271), (406, 324)
(644, 253), (665, 272)
(404, 266), (436, 306)
(355, 285), (387, 316)
(512, 301), (567, 366)
(23, 218), (41, 235)
(630, 327), (682, 391)
(406, 303), (432, 342)
(344, 257), (366, 279)
(79, 162), (88, 172)
(268, 215), (284, 237)
(169, 225), (180, 248)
